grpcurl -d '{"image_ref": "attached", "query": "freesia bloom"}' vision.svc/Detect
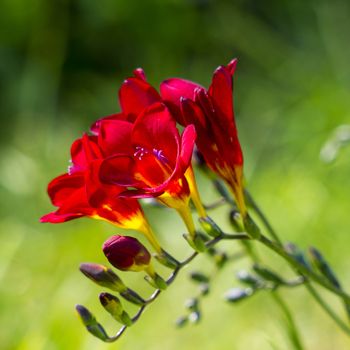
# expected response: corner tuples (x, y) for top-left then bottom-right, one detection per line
(40, 134), (162, 252)
(99, 101), (199, 235)
(99, 102), (195, 204)
(92, 69), (206, 219)
(160, 59), (246, 216)
(102, 235), (152, 272)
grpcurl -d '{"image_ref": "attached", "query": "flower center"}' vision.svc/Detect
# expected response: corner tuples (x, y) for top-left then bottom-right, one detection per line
(134, 146), (170, 166)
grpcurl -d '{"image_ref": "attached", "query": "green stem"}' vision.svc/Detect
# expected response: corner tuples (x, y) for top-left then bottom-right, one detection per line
(238, 234), (304, 349)
(245, 190), (350, 335)
(272, 291), (305, 350)
(258, 234), (350, 304)
(244, 189), (282, 245)
(305, 283), (350, 336)
(103, 233), (247, 342)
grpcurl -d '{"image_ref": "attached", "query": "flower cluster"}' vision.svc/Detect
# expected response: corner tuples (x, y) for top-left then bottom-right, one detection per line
(41, 59), (350, 345)
(41, 59), (248, 339)
(41, 59), (245, 253)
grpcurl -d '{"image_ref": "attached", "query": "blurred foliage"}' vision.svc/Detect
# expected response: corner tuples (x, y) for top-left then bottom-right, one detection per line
(1, 0), (350, 349)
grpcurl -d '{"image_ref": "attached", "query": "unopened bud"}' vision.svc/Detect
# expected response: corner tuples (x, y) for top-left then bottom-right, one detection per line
(229, 210), (243, 231)
(189, 271), (210, 284)
(199, 283), (210, 296)
(199, 216), (223, 237)
(253, 263), (285, 285)
(175, 315), (188, 328)
(154, 249), (179, 269)
(144, 273), (167, 290)
(103, 235), (151, 272)
(236, 270), (261, 287)
(79, 263), (127, 292)
(284, 243), (312, 271)
(75, 305), (108, 341)
(224, 287), (254, 303)
(99, 293), (132, 326)
(183, 232), (207, 252)
(185, 298), (199, 311)
(308, 247), (341, 289)
(188, 311), (201, 324)
(243, 215), (261, 239)
(119, 288), (146, 305)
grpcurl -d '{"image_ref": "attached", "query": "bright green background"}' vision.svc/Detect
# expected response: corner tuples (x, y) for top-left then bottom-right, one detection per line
(1, 0), (350, 349)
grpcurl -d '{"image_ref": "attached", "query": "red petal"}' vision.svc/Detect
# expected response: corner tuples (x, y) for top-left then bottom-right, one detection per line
(69, 135), (101, 174)
(132, 102), (179, 168)
(179, 125), (196, 171)
(47, 173), (85, 207)
(226, 58), (238, 75)
(133, 68), (146, 81)
(98, 119), (133, 157)
(180, 97), (208, 133)
(118, 188), (162, 199)
(208, 66), (237, 136)
(180, 98), (223, 172)
(90, 113), (125, 135)
(119, 77), (161, 120)
(160, 78), (203, 125)
(86, 159), (116, 207)
(160, 78), (202, 104)
(42, 186), (94, 223)
(40, 212), (85, 223)
(100, 155), (140, 187)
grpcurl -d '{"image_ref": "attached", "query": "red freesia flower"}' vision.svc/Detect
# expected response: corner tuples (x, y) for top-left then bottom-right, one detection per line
(94, 68), (204, 236)
(90, 68), (161, 135)
(160, 59), (246, 215)
(40, 134), (162, 251)
(103, 235), (151, 272)
(93, 69), (204, 223)
(99, 102), (197, 211)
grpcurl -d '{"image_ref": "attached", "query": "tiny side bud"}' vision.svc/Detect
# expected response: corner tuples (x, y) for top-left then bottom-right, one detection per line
(224, 287), (254, 303)
(99, 293), (132, 327)
(79, 263), (127, 292)
(199, 216), (223, 237)
(243, 215), (261, 239)
(253, 263), (285, 285)
(76, 305), (109, 341)
(190, 271), (210, 284)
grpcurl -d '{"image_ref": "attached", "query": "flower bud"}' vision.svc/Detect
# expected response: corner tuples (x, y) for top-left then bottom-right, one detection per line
(252, 263), (285, 285)
(99, 293), (132, 326)
(75, 305), (109, 341)
(79, 263), (127, 292)
(243, 214), (261, 239)
(183, 232), (207, 252)
(308, 247), (341, 289)
(154, 249), (179, 269)
(189, 271), (210, 284)
(224, 287), (254, 303)
(199, 216), (223, 238)
(236, 270), (261, 287)
(103, 235), (151, 272)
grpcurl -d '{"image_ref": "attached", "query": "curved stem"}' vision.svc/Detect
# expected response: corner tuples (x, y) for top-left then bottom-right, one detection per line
(258, 234), (350, 303)
(105, 233), (247, 342)
(237, 232), (304, 349)
(305, 283), (350, 336)
(272, 291), (305, 350)
(245, 190), (350, 335)
(244, 189), (282, 245)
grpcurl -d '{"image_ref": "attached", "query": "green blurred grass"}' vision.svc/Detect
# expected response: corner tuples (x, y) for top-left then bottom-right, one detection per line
(1, 0), (350, 349)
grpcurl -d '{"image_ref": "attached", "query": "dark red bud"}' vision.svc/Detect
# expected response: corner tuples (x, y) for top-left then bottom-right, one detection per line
(102, 235), (151, 272)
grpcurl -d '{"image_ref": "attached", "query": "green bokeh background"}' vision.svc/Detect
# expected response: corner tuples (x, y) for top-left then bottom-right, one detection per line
(1, 0), (350, 349)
